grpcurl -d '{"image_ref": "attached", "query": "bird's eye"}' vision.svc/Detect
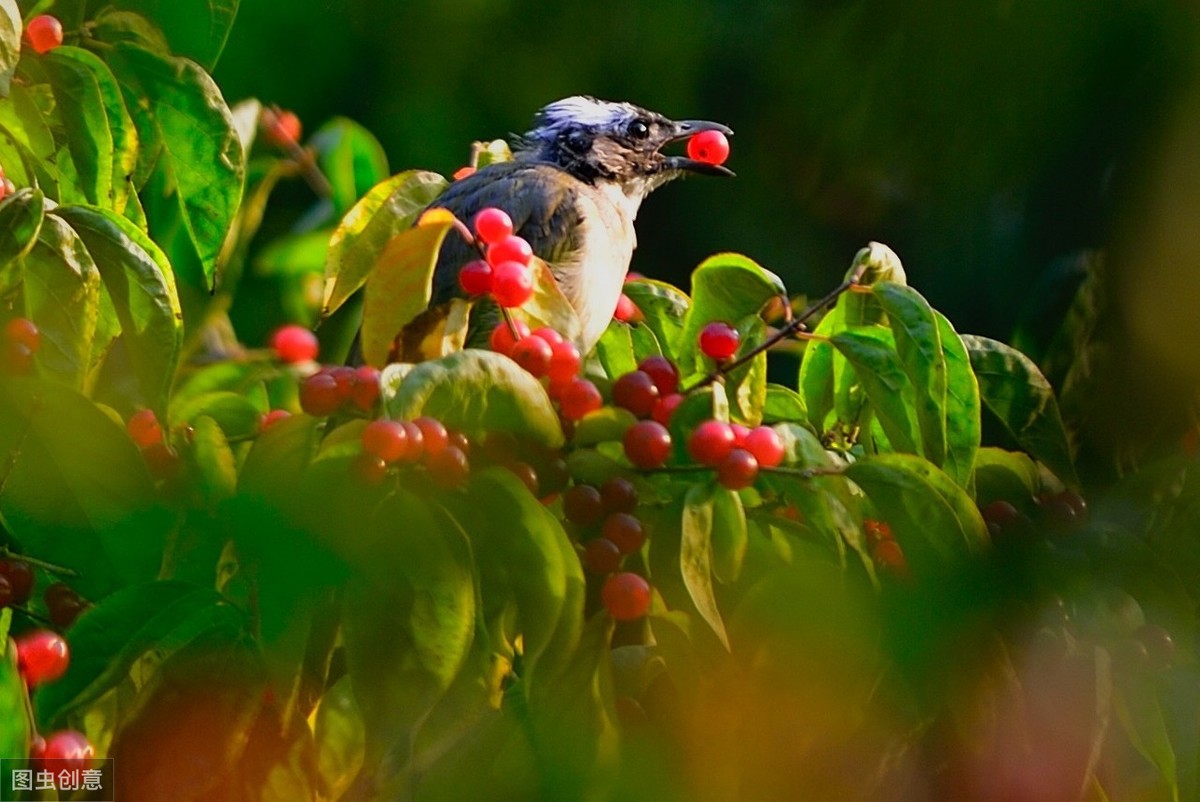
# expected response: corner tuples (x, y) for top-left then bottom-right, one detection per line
(627, 119), (650, 140)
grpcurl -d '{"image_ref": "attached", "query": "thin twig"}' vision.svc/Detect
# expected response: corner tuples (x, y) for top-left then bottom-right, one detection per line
(0, 546), (79, 577)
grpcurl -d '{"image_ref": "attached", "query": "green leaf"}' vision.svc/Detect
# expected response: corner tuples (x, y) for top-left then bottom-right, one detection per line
(43, 46), (138, 212)
(710, 485), (748, 584)
(171, 390), (263, 441)
(844, 453), (988, 579)
(386, 350), (564, 448)
(91, 0), (239, 69)
(188, 416), (236, 505)
(238, 413), (321, 501)
(0, 0), (19, 97)
(1114, 679), (1178, 798)
(621, 278), (689, 358)
(360, 214), (455, 366)
(313, 675), (365, 802)
(171, 360), (273, 411)
(33, 581), (235, 726)
(571, 406), (638, 446)
(254, 229), (329, 277)
(830, 327), (920, 454)
(0, 84), (60, 193)
(0, 378), (166, 598)
(52, 204), (183, 415)
(594, 320), (638, 379)
(729, 315), (768, 425)
(680, 253), (786, 376)
(322, 170), (448, 317)
(87, 8), (172, 55)
(934, 311), (981, 490)
(762, 384), (807, 424)
(798, 303), (843, 432)
(310, 117), (389, 216)
(962, 334), (1078, 487)
(680, 482), (730, 649)
(22, 214), (101, 391)
(107, 43), (244, 285)
(973, 447), (1039, 506)
(0, 629), (31, 762)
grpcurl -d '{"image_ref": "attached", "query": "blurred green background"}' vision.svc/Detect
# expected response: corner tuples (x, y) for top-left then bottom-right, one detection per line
(215, 0), (1197, 339)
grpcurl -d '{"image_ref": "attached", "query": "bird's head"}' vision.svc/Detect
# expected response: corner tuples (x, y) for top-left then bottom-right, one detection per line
(515, 96), (733, 198)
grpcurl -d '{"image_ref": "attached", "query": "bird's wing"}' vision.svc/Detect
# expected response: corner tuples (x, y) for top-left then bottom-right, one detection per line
(428, 161), (585, 307)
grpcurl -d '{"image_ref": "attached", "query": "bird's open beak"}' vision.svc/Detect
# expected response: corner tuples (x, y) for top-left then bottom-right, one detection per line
(662, 119), (735, 177)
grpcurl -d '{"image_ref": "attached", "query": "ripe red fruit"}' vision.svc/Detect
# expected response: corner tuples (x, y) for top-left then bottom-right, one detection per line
(453, 166), (476, 181)
(459, 259), (493, 296)
(559, 377), (603, 421)
(602, 512), (645, 554)
(40, 730), (94, 770)
(873, 539), (908, 578)
(4, 317), (41, 352)
(126, 409), (163, 448)
(651, 393), (684, 426)
(45, 582), (85, 629)
(600, 477), (638, 514)
(743, 426), (785, 468)
(328, 366), (355, 403)
(602, 572), (652, 621)
(688, 420), (736, 466)
(0, 559), (34, 604)
(699, 321), (740, 360)
(508, 461), (540, 495)
(271, 324), (319, 363)
(583, 538), (622, 575)
(731, 424), (750, 447)
(531, 327), (564, 347)
(563, 484), (605, 526)
(716, 448), (759, 490)
(490, 319), (531, 356)
(491, 261), (534, 307)
(414, 416), (449, 456)
(637, 356), (680, 395)
(353, 453), (388, 485)
(486, 235), (533, 267)
(264, 110), (302, 148)
(547, 341), (582, 384)
(362, 419), (409, 462)
(351, 365), (381, 411)
(426, 445), (470, 488)
(623, 421), (672, 469)
(24, 15), (63, 54)
(614, 294), (642, 323)
(473, 208), (514, 245)
(612, 370), (660, 418)
(299, 372), (343, 416)
(259, 409), (292, 432)
(981, 500), (1021, 528)
(16, 630), (69, 686)
(863, 519), (893, 545)
(511, 335), (553, 377)
(687, 130), (731, 166)
(400, 421), (425, 461)
(447, 430), (471, 454)
(2, 341), (33, 375)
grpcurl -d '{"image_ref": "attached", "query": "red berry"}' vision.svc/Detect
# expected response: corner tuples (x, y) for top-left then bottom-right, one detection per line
(453, 166), (476, 181)
(16, 630), (69, 687)
(559, 377), (603, 420)
(614, 294), (642, 323)
(299, 372), (343, 416)
(863, 519), (893, 546)
(126, 409), (163, 448)
(600, 477), (638, 514)
(716, 448), (759, 490)
(981, 500), (1021, 528)
(531, 327), (564, 347)
(511, 335), (553, 377)
(508, 461), (540, 495)
(426, 445), (470, 488)
(547, 341), (582, 384)
(473, 208), (514, 245)
(0, 179), (7, 202)
(414, 416), (449, 456)
(637, 356), (680, 395)
(699, 322), (740, 360)
(327, 366), (355, 402)
(486, 235), (533, 267)
(612, 370), (660, 418)
(447, 430), (471, 454)
(583, 538), (622, 575)
(623, 421), (672, 469)
(2, 341), (33, 375)
(350, 366), (381, 411)
(688, 420), (736, 466)
(459, 259), (493, 296)
(873, 540), (908, 578)
(362, 419), (408, 463)
(651, 393), (684, 425)
(400, 421), (425, 461)
(271, 324), (319, 363)
(743, 426), (785, 468)
(4, 317), (40, 352)
(24, 15), (63, 54)
(0, 560), (34, 604)
(353, 453), (388, 486)
(489, 320), (531, 356)
(602, 573), (652, 621)
(602, 512), (645, 554)
(564, 484), (604, 526)
(40, 730), (94, 770)
(731, 424), (750, 447)
(141, 441), (181, 480)
(259, 409), (292, 432)
(687, 130), (731, 166)
(264, 110), (302, 148)
(0, 575), (11, 608)
(491, 261), (534, 308)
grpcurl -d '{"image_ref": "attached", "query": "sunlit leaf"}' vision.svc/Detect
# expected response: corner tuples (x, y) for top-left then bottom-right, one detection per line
(621, 278), (689, 358)
(680, 481), (731, 649)
(0, 628), (31, 762)
(830, 327), (920, 454)
(0, 0), (19, 96)
(92, 0), (239, 69)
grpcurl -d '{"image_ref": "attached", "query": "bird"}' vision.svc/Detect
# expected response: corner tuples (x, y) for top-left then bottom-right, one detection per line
(423, 96), (733, 352)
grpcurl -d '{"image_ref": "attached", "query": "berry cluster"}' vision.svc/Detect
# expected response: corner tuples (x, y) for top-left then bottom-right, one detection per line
(23, 15), (63, 55)
(299, 365), (381, 417)
(12, 628), (95, 770)
(3, 317), (40, 376)
(356, 416), (471, 488)
(459, 208), (537, 308)
(980, 489), (1088, 547)
(0, 557), (87, 628)
(491, 322), (600, 421)
(563, 478), (653, 621)
(686, 420), (783, 490)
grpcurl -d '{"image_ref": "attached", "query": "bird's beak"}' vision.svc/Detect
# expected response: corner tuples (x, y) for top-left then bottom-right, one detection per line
(662, 119), (736, 177)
